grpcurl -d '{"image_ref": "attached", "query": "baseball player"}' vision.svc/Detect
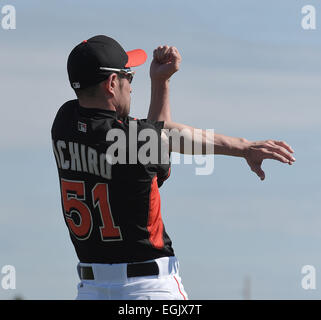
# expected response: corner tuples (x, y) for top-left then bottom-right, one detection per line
(51, 35), (295, 300)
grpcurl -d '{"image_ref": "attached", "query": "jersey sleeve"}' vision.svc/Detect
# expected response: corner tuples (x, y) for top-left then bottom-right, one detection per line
(122, 116), (171, 187)
(126, 116), (164, 134)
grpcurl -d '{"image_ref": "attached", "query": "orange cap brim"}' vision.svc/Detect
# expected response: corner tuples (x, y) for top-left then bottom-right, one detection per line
(125, 49), (147, 68)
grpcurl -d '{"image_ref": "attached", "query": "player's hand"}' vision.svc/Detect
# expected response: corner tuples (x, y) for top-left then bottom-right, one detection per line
(243, 139), (295, 181)
(150, 45), (181, 81)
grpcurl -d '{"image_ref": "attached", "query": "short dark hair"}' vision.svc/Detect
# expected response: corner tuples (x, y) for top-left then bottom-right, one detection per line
(74, 82), (102, 99)
(74, 72), (123, 99)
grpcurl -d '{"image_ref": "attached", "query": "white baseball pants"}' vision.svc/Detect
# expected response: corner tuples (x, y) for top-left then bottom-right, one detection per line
(76, 256), (188, 300)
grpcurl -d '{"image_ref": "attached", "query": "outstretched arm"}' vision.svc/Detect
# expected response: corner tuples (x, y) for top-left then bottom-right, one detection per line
(147, 46), (181, 122)
(163, 121), (295, 181)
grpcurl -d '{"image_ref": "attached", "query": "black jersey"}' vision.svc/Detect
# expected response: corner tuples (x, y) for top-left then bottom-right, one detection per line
(51, 100), (174, 263)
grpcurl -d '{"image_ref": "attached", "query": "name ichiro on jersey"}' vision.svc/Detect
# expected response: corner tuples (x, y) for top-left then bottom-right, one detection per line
(52, 140), (112, 179)
(52, 120), (170, 179)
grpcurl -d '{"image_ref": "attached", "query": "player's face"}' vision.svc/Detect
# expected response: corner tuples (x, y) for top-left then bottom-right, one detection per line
(116, 77), (131, 117)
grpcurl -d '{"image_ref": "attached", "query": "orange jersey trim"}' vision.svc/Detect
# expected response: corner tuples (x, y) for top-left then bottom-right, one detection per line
(147, 176), (164, 249)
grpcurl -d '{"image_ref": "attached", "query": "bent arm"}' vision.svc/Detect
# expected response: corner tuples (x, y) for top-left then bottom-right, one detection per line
(148, 79), (171, 122)
(147, 46), (181, 122)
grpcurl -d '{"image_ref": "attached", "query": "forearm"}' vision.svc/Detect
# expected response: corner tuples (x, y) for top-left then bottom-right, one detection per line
(212, 133), (249, 157)
(163, 120), (249, 157)
(147, 79), (171, 122)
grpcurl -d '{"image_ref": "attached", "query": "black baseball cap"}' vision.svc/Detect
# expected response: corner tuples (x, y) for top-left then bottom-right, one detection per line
(67, 35), (147, 89)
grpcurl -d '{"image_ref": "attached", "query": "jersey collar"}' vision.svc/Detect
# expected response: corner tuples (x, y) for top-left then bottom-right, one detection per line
(77, 102), (117, 118)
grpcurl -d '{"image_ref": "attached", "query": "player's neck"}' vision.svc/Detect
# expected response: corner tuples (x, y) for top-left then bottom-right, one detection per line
(78, 98), (116, 112)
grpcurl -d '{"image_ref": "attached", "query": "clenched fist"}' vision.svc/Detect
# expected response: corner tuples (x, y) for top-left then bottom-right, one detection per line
(150, 45), (182, 81)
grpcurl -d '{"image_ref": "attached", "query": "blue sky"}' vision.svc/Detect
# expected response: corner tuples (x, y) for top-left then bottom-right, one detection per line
(1, 0), (321, 299)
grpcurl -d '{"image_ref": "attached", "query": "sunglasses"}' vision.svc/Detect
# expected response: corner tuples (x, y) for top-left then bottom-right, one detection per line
(99, 67), (135, 83)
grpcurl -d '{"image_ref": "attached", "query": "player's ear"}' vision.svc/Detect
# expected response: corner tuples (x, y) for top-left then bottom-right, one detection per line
(104, 73), (118, 96)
